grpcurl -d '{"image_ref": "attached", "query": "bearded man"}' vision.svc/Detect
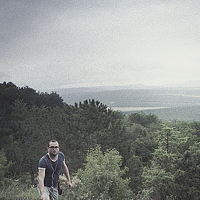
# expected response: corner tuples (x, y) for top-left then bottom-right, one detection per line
(38, 140), (72, 200)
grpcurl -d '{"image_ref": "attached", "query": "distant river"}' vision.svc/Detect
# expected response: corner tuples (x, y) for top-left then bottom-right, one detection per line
(110, 107), (169, 112)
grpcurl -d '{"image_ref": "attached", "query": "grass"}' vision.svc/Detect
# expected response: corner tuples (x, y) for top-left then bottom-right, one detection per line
(0, 178), (76, 200)
(0, 178), (173, 200)
(0, 181), (39, 200)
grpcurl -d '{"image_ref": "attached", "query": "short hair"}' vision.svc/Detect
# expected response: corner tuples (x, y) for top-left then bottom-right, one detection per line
(48, 140), (59, 147)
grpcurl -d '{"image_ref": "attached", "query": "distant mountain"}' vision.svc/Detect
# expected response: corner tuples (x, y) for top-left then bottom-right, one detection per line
(57, 86), (200, 107)
(55, 80), (200, 96)
(55, 84), (151, 94)
(162, 80), (200, 89)
(55, 83), (200, 122)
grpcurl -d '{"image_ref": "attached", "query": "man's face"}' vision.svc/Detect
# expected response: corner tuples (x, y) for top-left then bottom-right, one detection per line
(48, 141), (59, 157)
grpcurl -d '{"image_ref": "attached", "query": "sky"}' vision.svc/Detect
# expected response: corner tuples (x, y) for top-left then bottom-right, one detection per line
(1, 0), (200, 92)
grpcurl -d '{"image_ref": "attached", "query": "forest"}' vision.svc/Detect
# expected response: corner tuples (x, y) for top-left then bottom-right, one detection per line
(0, 82), (200, 200)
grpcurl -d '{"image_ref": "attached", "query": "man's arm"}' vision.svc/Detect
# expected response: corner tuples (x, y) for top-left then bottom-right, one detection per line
(62, 161), (72, 189)
(38, 169), (46, 199)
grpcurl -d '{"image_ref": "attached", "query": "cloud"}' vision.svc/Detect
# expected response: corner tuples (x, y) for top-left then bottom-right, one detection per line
(1, 0), (200, 90)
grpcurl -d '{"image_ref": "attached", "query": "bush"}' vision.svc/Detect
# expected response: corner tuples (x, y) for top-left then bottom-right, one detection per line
(0, 149), (12, 187)
(74, 146), (134, 199)
(0, 181), (39, 200)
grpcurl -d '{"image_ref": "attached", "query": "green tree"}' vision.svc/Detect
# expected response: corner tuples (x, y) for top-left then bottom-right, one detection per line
(69, 100), (126, 171)
(9, 100), (47, 184)
(74, 146), (134, 199)
(38, 91), (64, 108)
(0, 149), (12, 186)
(122, 115), (158, 194)
(9, 99), (74, 183)
(0, 82), (21, 151)
(141, 124), (199, 199)
(128, 112), (160, 128)
(174, 142), (200, 199)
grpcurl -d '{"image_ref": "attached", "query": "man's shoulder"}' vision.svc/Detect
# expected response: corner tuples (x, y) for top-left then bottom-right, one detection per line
(39, 154), (49, 163)
(38, 154), (49, 168)
(58, 151), (64, 155)
(40, 153), (48, 159)
(58, 151), (65, 160)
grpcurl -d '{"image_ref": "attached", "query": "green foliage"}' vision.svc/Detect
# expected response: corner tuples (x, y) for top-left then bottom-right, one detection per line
(1, 82), (200, 199)
(128, 112), (160, 128)
(123, 115), (159, 193)
(174, 142), (200, 199)
(0, 149), (8, 181)
(0, 181), (40, 200)
(0, 149), (12, 186)
(142, 152), (177, 199)
(141, 124), (200, 199)
(8, 100), (48, 183)
(68, 99), (126, 172)
(74, 146), (134, 199)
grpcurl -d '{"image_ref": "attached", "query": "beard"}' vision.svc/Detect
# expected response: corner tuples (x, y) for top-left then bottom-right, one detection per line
(49, 151), (58, 158)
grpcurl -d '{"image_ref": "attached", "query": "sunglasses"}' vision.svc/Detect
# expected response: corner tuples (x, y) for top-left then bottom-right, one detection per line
(49, 146), (59, 149)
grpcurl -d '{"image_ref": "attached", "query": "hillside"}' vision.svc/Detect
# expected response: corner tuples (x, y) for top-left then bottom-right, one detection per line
(1, 82), (200, 199)
(124, 106), (200, 122)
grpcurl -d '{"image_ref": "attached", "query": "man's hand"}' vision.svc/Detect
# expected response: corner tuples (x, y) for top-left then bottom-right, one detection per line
(41, 194), (49, 200)
(62, 161), (72, 190)
(67, 180), (72, 190)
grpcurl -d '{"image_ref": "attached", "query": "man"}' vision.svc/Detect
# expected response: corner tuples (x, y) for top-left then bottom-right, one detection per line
(38, 140), (72, 200)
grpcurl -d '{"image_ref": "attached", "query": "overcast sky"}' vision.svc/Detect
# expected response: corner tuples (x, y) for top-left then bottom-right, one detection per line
(1, 0), (200, 91)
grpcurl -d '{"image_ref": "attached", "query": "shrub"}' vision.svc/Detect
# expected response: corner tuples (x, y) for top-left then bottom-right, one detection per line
(74, 146), (134, 199)
(0, 149), (12, 187)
